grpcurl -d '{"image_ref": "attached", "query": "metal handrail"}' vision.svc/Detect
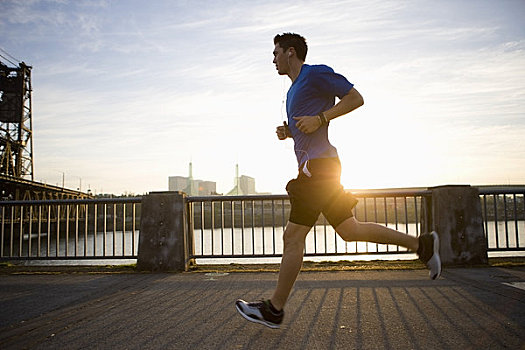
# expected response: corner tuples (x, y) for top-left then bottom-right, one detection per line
(186, 188), (432, 203)
(0, 197), (142, 206)
(477, 187), (525, 195)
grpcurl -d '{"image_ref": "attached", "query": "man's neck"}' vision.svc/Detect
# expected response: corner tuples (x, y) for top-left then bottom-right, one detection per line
(288, 62), (304, 82)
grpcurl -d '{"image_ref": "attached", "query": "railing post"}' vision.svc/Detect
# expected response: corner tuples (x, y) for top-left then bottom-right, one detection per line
(421, 185), (488, 265)
(137, 191), (189, 272)
(186, 200), (196, 267)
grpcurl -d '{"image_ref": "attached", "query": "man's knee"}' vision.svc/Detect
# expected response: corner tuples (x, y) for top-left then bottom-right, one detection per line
(283, 222), (310, 250)
(335, 217), (361, 242)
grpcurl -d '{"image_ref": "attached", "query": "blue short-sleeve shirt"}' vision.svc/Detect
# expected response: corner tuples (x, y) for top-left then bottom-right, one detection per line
(286, 64), (354, 167)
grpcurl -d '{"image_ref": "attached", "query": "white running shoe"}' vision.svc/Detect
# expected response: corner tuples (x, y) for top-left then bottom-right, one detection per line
(418, 231), (442, 280)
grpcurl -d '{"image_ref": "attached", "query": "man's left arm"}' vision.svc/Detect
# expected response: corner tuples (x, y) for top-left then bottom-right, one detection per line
(323, 87), (364, 121)
(293, 88), (364, 134)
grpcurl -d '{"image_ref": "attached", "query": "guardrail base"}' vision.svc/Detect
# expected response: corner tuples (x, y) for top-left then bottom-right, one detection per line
(137, 192), (188, 272)
(422, 185), (488, 266)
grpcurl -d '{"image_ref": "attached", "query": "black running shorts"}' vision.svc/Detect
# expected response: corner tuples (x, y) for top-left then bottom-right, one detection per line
(286, 158), (358, 228)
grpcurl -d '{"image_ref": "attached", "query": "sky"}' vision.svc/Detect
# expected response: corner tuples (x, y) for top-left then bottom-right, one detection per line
(1, 0), (524, 195)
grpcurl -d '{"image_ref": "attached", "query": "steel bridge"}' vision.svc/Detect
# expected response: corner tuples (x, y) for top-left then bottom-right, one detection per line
(1, 57), (91, 201)
(1, 174), (91, 201)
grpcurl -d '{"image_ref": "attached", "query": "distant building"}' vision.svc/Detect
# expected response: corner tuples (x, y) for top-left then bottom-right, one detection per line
(168, 176), (216, 196)
(168, 163), (218, 195)
(168, 176), (189, 193)
(240, 176), (256, 194)
(169, 162), (259, 196)
(228, 175), (256, 195)
(227, 165), (258, 195)
(198, 181), (216, 195)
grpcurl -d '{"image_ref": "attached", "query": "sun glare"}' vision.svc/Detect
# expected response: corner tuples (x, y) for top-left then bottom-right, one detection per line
(333, 98), (431, 190)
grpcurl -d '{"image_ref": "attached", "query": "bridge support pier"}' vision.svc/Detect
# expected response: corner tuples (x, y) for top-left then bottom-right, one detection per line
(421, 185), (488, 266)
(137, 191), (189, 272)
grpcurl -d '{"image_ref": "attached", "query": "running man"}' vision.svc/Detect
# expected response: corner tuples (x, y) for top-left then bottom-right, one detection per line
(236, 33), (441, 329)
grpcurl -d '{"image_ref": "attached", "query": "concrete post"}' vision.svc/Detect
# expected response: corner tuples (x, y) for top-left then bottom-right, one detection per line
(421, 185), (488, 265)
(137, 191), (189, 272)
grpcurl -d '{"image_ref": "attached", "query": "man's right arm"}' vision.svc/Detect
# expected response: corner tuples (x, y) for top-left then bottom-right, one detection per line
(276, 121), (291, 140)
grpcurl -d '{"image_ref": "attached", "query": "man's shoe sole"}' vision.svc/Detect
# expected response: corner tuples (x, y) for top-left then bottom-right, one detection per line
(428, 231), (441, 280)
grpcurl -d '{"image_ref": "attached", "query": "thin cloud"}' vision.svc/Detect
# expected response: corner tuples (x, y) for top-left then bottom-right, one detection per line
(3, 0), (524, 193)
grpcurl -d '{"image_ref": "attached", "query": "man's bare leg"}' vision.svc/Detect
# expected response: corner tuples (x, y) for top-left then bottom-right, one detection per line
(335, 217), (441, 279)
(236, 217), (440, 328)
(269, 217), (418, 311)
(335, 217), (419, 251)
(235, 221), (310, 328)
(270, 221), (311, 311)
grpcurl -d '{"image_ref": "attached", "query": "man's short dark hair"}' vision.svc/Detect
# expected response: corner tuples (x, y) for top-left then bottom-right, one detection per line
(274, 33), (307, 61)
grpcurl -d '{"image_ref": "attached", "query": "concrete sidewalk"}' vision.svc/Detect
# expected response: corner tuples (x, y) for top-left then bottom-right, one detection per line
(0, 267), (524, 349)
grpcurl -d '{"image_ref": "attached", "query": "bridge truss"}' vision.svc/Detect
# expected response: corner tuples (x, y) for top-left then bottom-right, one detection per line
(0, 61), (34, 180)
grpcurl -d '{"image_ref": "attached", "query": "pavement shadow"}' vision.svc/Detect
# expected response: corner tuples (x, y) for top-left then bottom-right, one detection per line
(0, 268), (524, 349)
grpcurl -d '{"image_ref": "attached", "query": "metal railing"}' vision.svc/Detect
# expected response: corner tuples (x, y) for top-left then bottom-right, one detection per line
(0, 197), (141, 260)
(1, 186), (523, 263)
(479, 187), (525, 252)
(186, 189), (431, 262)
